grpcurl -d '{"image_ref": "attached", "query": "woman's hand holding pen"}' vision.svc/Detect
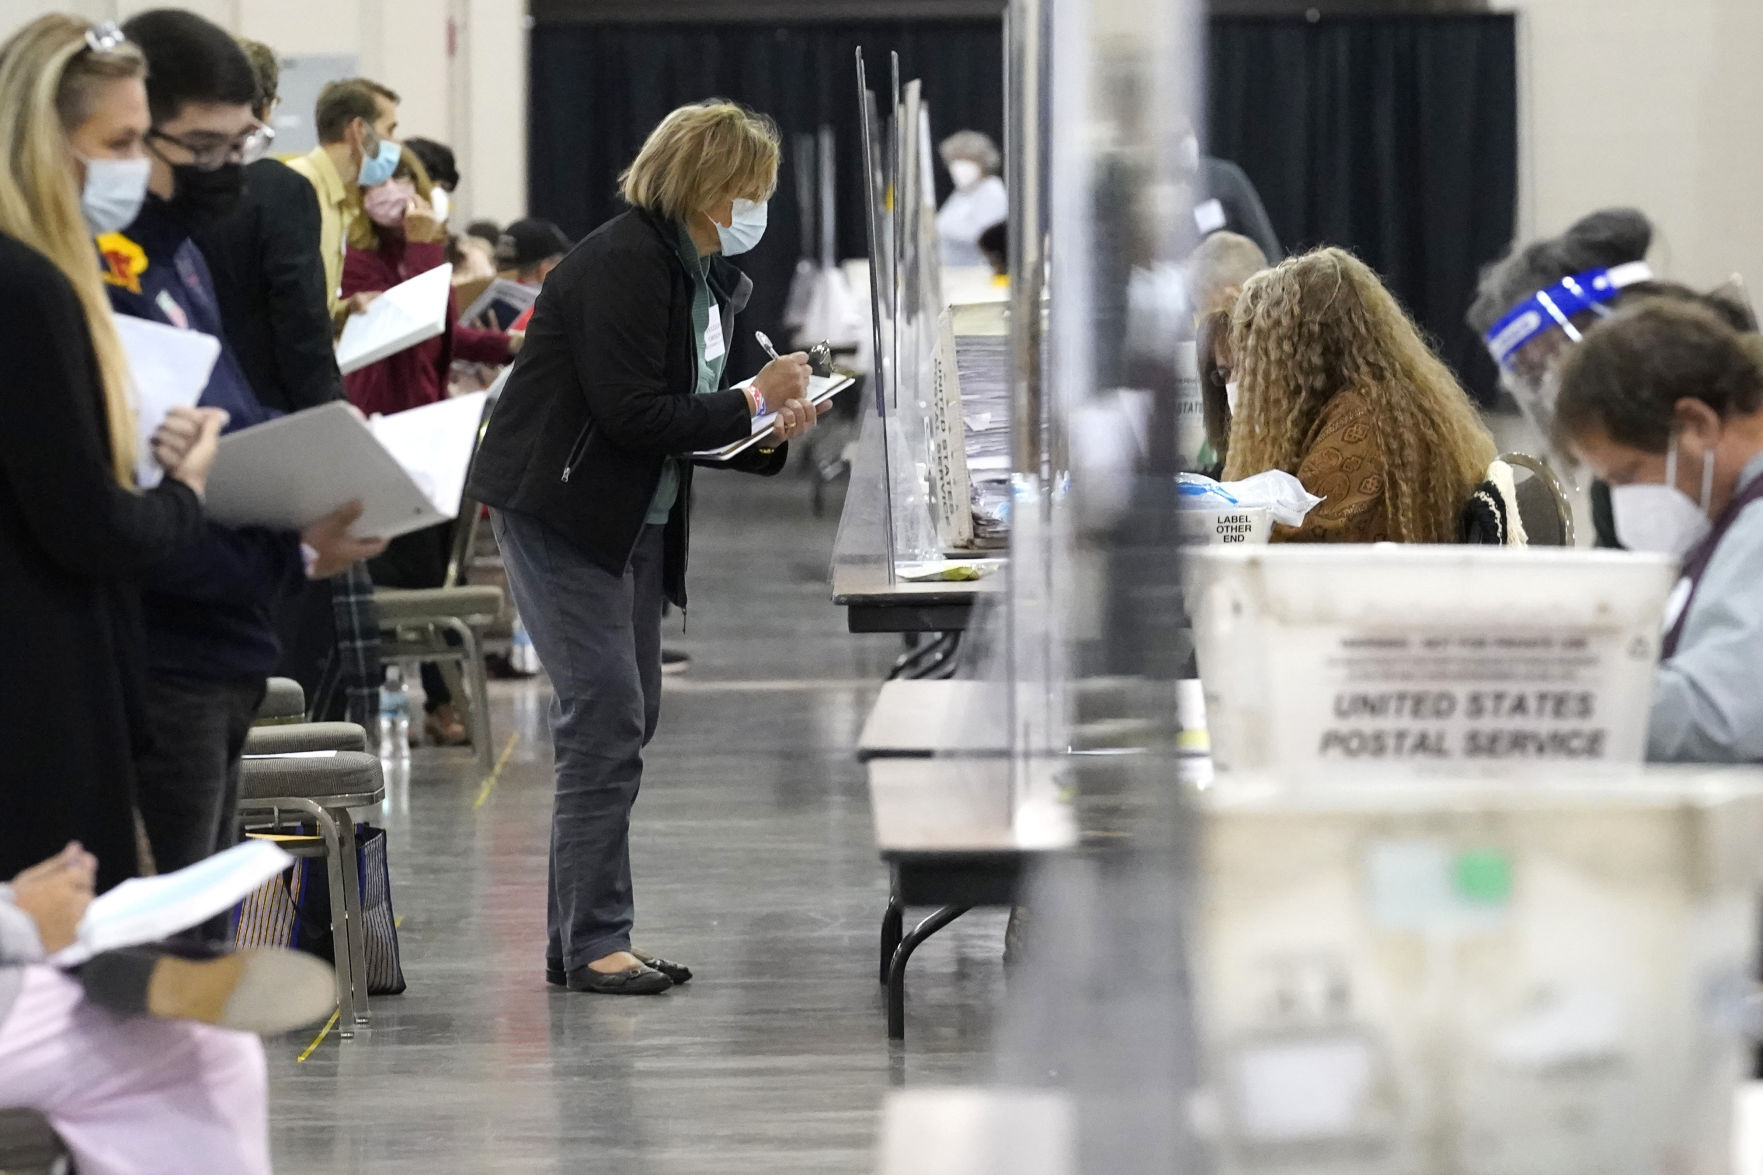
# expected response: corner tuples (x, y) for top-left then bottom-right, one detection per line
(747, 351), (827, 442)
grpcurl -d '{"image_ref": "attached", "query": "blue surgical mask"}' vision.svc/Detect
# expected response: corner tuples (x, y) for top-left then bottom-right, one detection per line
(713, 198), (767, 256)
(358, 135), (402, 190)
(76, 152), (151, 235)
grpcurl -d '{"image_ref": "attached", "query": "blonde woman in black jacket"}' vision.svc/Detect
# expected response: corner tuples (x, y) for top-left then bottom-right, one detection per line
(467, 101), (823, 995)
(0, 16), (224, 891)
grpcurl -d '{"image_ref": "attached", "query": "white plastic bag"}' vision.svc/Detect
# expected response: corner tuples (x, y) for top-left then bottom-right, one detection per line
(1216, 470), (1324, 528)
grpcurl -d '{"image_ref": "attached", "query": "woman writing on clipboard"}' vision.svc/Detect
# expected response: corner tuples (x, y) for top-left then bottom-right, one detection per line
(466, 101), (824, 994)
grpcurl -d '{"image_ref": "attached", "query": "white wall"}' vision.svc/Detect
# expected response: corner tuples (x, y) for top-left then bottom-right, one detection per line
(0, 0), (530, 223)
(1508, 0), (1763, 295)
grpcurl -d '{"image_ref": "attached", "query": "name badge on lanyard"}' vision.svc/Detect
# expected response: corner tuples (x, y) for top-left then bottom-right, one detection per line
(703, 309), (726, 362)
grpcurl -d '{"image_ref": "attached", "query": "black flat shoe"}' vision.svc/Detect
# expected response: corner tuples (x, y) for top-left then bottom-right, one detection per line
(631, 949), (692, 985)
(547, 951), (692, 986)
(566, 963), (672, 995)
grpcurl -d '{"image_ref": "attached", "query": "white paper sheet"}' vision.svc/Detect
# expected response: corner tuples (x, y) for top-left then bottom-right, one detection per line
(50, 840), (294, 967)
(113, 315), (221, 489)
(367, 391), (490, 521)
(205, 394), (487, 540)
(336, 263), (454, 375)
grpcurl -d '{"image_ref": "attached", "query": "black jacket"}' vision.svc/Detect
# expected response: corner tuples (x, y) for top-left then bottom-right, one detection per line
(195, 158), (345, 413)
(466, 208), (784, 608)
(0, 233), (205, 891)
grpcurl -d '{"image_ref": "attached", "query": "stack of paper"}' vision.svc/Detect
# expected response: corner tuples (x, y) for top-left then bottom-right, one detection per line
(952, 332), (1012, 542)
(204, 391), (490, 539)
(114, 315), (221, 489)
(336, 264), (454, 375)
(49, 840), (294, 967)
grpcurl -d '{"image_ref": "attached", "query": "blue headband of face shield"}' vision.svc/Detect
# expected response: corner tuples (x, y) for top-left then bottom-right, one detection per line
(1482, 261), (1655, 368)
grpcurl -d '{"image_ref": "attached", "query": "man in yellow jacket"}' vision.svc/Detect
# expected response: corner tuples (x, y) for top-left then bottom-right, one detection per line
(286, 77), (401, 327)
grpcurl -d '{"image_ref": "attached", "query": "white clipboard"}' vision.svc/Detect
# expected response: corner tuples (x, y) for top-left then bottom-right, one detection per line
(692, 373), (857, 462)
(204, 392), (489, 539)
(336, 263), (454, 375)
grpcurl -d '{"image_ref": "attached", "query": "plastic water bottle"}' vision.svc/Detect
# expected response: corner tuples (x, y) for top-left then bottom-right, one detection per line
(378, 667), (412, 761)
(511, 615), (540, 675)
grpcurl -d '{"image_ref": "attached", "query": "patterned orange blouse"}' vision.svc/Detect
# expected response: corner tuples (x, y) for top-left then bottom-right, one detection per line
(1272, 389), (1393, 543)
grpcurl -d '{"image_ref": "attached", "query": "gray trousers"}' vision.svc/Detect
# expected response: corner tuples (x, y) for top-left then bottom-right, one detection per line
(490, 509), (665, 970)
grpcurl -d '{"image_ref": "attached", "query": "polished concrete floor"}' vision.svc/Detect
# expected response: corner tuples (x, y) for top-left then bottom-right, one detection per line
(266, 468), (1009, 1174)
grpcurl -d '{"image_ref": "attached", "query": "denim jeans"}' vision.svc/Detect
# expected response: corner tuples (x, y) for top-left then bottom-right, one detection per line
(490, 509), (664, 970)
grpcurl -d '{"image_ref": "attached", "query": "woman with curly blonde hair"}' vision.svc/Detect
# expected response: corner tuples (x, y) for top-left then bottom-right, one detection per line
(1222, 247), (1495, 543)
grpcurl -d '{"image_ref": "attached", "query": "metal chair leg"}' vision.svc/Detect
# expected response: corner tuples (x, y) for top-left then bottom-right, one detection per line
(886, 904), (971, 1041)
(310, 806), (357, 1039)
(335, 812), (371, 1027)
(880, 893), (903, 986)
(439, 616), (494, 773)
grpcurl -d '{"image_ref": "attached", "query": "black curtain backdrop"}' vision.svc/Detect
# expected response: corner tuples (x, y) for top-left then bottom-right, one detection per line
(1208, 13), (1518, 401)
(528, 13), (1515, 396)
(527, 20), (1006, 377)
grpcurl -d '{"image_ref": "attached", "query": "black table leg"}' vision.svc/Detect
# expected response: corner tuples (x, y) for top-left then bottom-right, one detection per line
(880, 893), (903, 985)
(886, 904), (971, 1041)
(888, 632), (959, 680)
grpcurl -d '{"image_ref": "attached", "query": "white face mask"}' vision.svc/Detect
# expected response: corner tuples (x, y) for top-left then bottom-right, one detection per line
(77, 152), (151, 235)
(428, 186), (451, 225)
(948, 159), (983, 190)
(1225, 380), (1241, 415)
(713, 198), (768, 256)
(1609, 437), (1714, 559)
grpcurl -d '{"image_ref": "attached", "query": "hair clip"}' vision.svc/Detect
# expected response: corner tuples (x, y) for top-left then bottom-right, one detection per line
(84, 22), (125, 54)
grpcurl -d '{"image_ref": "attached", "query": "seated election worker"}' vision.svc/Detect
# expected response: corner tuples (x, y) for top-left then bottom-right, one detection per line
(1186, 231), (1269, 472)
(1468, 209), (1658, 546)
(1196, 307), (1234, 476)
(1222, 247), (1495, 543)
(0, 845), (334, 1175)
(1469, 209), (1759, 548)
(466, 100), (825, 995)
(1554, 299), (1763, 763)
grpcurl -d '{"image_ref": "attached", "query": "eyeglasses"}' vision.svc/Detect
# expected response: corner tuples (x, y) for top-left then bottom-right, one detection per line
(83, 22), (125, 55)
(147, 121), (275, 172)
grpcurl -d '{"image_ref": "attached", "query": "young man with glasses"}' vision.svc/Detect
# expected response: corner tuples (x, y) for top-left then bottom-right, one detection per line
(102, 9), (384, 894)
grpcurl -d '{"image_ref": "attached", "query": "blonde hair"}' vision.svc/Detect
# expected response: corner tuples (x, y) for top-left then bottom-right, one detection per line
(348, 148), (434, 252)
(0, 15), (143, 486)
(619, 101), (779, 224)
(1222, 247), (1495, 543)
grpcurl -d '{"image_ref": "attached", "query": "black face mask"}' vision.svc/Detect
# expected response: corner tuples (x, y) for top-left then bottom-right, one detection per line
(167, 162), (245, 227)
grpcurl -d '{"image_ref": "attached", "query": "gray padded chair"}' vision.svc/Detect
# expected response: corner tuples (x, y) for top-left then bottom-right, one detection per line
(1501, 451), (1576, 547)
(237, 751), (385, 1035)
(374, 398), (504, 771)
(255, 676), (306, 725)
(0, 1110), (69, 1174)
(242, 722), (368, 757)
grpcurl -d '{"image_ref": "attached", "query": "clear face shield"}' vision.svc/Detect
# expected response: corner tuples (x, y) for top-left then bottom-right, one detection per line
(1483, 262), (1655, 475)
